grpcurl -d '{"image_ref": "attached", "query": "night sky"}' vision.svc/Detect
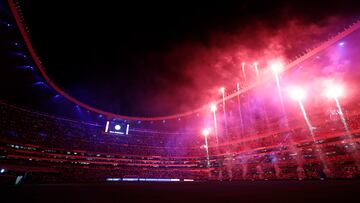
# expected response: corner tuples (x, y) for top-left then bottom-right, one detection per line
(18, 0), (360, 117)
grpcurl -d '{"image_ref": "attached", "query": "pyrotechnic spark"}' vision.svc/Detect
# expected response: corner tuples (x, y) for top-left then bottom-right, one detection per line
(274, 68), (285, 114)
(236, 83), (244, 133)
(270, 62), (283, 74)
(298, 100), (316, 141)
(289, 86), (313, 138)
(271, 62), (290, 132)
(202, 128), (210, 167)
(335, 98), (350, 133)
(325, 84), (344, 99)
(220, 87), (228, 136)
(210, 104), (219, 144)
(289, 86), (305, 101)
(202, 129), (210, 137)
(253, 62), (260, 81)
(324, 83), (349, 133)
(292, 90), (328, 170)
(242, 62), (246, 82)
(210, 104), (217, 112)
(324, 83), (360, 168)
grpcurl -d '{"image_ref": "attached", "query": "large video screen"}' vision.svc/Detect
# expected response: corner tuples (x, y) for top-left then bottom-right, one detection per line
(104, 121), (130, 135)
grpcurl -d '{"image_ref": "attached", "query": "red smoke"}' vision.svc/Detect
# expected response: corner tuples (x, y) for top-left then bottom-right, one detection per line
(142, 16), (353, 116)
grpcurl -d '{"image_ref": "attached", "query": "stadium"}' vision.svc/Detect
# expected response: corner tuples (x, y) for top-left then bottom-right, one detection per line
(1, 0), (360, 202)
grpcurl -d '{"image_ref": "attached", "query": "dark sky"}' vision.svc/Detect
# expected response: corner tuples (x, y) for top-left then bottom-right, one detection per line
(19, 0), (360, 117)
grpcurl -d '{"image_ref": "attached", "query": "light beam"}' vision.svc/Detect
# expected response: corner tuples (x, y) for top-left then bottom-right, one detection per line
(253, 62), (260, 81)
(202, 128), (211, 167)
(210, 104), (219, 144)
(220, 87), (228, 136)
(241, 62), (246, 82)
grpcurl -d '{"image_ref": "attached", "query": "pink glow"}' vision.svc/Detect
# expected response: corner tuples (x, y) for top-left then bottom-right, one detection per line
(289, 86), (305, 101)
(202, 129), (210, 137)
(325, 84), (344, 99)
(210, 104), (217, 112)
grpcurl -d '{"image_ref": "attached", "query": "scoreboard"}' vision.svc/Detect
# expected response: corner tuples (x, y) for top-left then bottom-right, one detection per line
(104, 121), (130, 135)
